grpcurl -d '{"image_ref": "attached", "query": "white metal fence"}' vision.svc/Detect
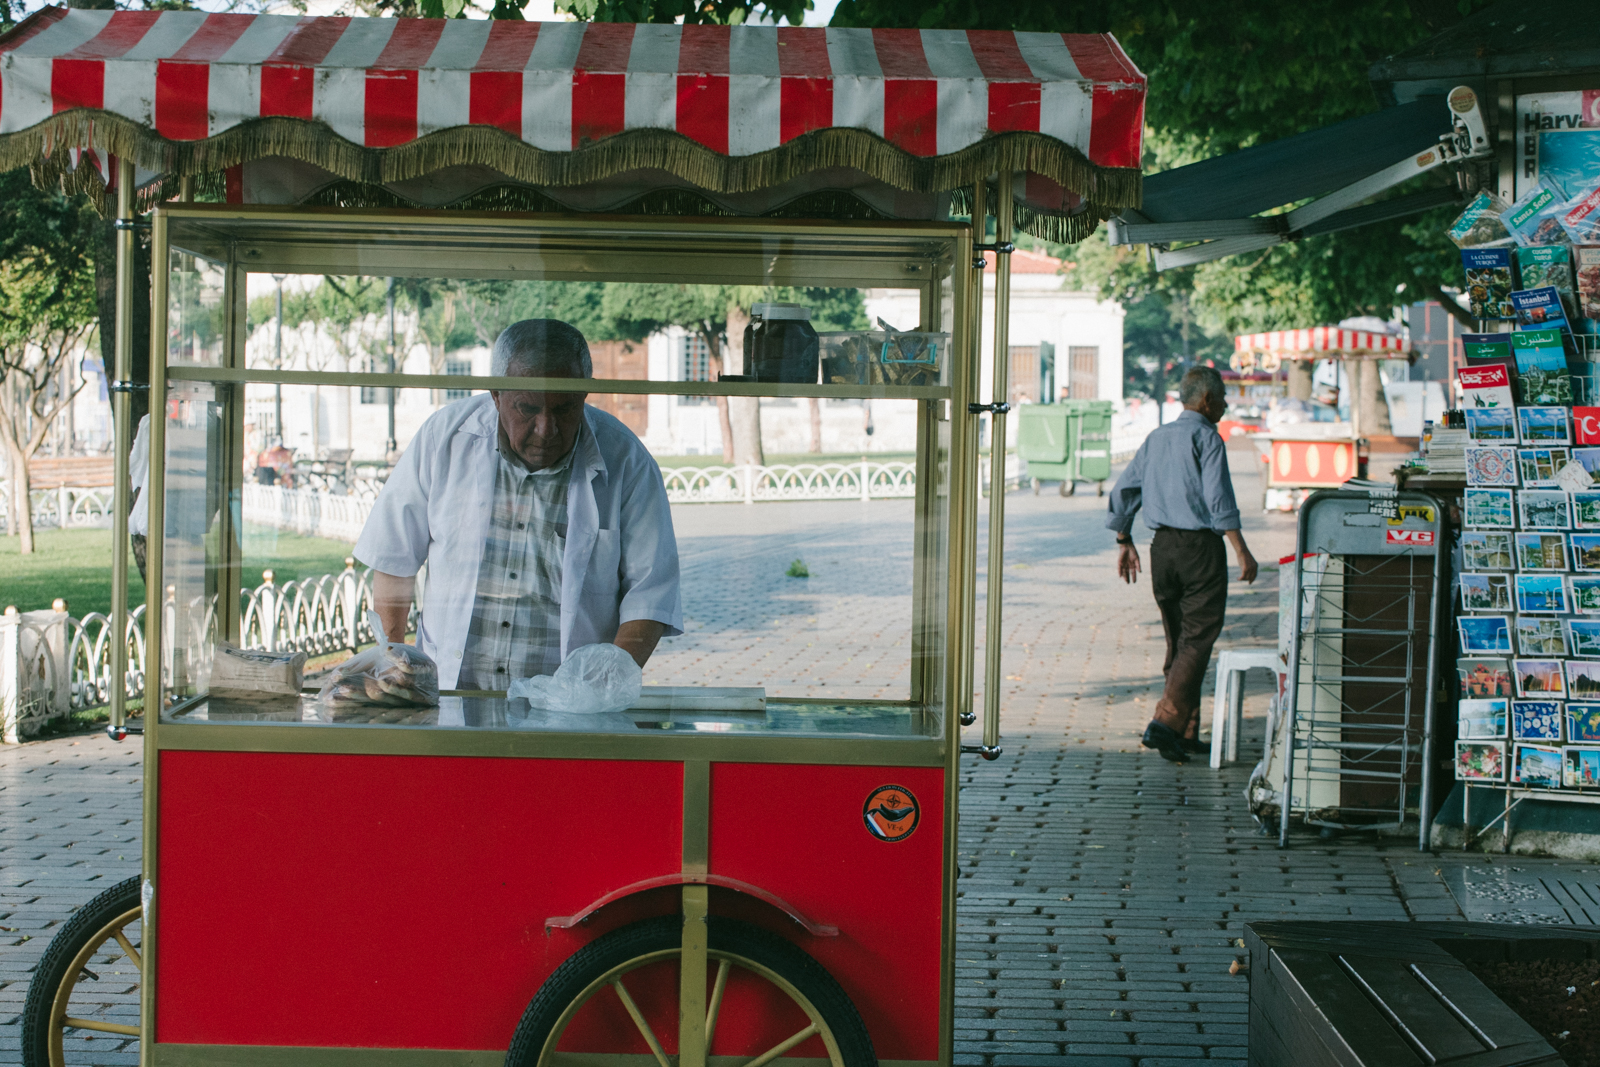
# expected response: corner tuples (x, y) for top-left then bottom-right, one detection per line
(0, 485), (116, 529)
(0, 561), (398, 741)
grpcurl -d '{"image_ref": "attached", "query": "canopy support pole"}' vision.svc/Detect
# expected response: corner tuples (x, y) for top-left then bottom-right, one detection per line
(108, 159), (136, 738)
(980, 174), (1014, 759)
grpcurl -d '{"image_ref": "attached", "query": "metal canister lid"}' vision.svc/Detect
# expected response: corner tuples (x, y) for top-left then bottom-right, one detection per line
(750, 302), (812, 320)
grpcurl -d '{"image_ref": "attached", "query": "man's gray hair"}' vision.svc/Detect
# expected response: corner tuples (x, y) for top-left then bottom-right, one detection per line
(1178, 366), (1225, 407)
(490, 319), (592, 379)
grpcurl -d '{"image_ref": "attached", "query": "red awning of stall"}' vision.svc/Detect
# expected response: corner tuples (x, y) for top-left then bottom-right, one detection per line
(0, 7), (1145, 238)
(1231, 327), (1411, 371)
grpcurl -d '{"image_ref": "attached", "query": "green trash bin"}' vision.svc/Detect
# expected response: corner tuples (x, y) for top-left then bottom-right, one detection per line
(1017, 400), (1113, 496)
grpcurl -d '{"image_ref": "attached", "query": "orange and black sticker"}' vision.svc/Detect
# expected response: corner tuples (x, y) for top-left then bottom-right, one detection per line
(863, 784), (919, 842)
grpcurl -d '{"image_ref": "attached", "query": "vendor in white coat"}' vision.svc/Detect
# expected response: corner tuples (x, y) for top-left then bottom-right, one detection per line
(354, 319), (682, 691)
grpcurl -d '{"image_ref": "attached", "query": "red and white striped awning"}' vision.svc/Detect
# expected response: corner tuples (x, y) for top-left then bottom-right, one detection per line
(1231, 327), (1411, 370)
(0, 7), (1145, 235)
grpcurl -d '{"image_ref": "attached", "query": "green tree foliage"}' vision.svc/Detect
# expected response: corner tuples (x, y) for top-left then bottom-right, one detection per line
(0, 170), (98, 553)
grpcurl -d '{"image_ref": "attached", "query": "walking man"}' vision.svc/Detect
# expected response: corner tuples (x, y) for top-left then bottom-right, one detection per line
(1106, 367), (1258, 763)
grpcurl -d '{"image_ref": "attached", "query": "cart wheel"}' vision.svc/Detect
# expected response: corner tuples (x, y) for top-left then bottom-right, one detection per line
(506, 914), (876, 1067)
(1061, 480), (1074, 496)
(21, 876), (142, 1067)
(1031, 477), (1040, 495)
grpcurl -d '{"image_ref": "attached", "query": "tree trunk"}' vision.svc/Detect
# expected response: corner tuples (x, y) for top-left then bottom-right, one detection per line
(808, 398), (822, 453)
(1354, 359), (1393, 438)
(723, 305), (764, 467)
(6, 443), (35, 554)
(707, 344), (735, 464)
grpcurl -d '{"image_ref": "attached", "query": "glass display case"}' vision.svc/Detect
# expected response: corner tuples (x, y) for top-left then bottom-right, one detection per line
(147, 205), (977, 757)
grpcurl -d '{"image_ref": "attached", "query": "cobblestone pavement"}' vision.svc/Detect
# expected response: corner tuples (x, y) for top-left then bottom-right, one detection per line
(3, 443), (1594, 1066)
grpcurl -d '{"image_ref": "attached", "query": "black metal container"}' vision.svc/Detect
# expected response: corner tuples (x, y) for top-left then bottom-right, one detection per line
(746, 303), (819, 384)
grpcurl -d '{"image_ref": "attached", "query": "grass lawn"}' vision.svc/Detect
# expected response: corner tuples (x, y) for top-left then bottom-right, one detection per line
(655, 451), (917, 469)
(0, 526), (357, 619)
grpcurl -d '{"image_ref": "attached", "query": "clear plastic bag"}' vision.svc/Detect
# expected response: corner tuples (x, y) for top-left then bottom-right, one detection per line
(507, 642), (642, 715)
(316, 611), (440, 710)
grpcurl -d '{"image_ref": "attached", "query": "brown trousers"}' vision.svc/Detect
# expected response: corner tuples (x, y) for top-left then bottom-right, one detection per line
(1150, 527), (1228, 737)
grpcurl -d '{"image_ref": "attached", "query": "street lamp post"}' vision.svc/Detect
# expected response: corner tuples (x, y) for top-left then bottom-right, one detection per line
(272, 274), (285, 438)
(385, 278), (397, 459)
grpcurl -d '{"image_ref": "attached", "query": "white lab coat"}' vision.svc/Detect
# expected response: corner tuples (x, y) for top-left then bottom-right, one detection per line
(354, 395), (683, 691)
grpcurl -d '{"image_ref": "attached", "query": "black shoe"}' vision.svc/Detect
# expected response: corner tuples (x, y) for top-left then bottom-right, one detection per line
(1179, 736), (1211, 755)
(1142, 721), (1190, 763)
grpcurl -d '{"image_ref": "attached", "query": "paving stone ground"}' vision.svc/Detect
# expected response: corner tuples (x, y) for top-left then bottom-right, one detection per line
(3, 442), (1594, 1066)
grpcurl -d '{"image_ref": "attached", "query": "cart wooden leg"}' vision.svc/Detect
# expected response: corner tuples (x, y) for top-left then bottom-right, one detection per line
(679, 884), (709, 1067)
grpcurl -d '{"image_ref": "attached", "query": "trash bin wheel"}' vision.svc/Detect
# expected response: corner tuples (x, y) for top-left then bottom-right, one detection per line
(21, 875), (142, 1067)
(1096, 482), (1105, 497)
(1061, 480), (1075, 496)
(1031, 477), (1040, 495)
(506, 914), (876, 1067)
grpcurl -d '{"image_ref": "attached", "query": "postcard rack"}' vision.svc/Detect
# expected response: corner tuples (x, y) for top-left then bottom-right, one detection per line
(1278, 489), (1448, 850)
(1461, 784), (1600, 853)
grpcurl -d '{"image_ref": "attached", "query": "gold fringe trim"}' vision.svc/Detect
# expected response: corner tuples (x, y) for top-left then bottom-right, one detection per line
(4, 110), (1142, 220)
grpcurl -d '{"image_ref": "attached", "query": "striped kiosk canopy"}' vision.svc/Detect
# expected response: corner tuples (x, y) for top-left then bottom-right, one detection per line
(1232, 327), (1412, 371)
(0, 7), (1145, 237)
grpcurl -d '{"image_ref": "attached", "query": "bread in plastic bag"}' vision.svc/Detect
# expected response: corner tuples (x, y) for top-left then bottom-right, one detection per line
(316, 611), (440, 710)
(507, 642), (641, 715)
(210, 642), (306, 702)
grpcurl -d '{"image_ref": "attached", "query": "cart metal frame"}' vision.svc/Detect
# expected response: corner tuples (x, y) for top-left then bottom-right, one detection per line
(1278, 488), (1447, 850)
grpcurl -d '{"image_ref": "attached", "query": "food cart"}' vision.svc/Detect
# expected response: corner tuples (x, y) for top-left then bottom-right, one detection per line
(2, 9), (1146, 1067)
(1232, 327), (1412, 509)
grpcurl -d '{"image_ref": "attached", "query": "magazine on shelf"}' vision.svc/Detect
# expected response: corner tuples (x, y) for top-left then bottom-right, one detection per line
(1458, 361), (1517, 409)
(1462, 248), (1516, 319)
(1510, 331), (1573, 404)
(1559, 180), (1600, 246)
(1448, 191), (1514, 248)
(1501, 178), (1568, 247)
(1510, 287), (1573, 333)
(1577, 246), (1600, 322)
(1516, 245), (1575, 300)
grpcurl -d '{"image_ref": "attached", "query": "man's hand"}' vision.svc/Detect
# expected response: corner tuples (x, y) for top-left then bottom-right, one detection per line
(1117, 542), (1141, 584)
(1223, 530), (1258, 585)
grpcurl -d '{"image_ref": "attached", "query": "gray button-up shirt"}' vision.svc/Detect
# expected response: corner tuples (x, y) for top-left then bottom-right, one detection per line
(1105, 410), (1241, 536)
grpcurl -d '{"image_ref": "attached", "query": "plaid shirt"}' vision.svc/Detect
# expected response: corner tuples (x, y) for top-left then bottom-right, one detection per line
(457, 438), (575, 690)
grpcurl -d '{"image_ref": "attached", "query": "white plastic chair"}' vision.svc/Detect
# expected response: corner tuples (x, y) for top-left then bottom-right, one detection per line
(1207, 649), (1281, 769)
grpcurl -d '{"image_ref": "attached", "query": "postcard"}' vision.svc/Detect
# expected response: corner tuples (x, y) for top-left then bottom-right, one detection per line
(1465, 488), (1516, 528)
(1515, 743), (1564, 788)
(1518, 405), (1571, 444)
(1460, 615), (1513, 654)
(1514, 658), (1566, 697)
(1512, 699), (1564, 741)
(1518, 617), (1568, 657)
(1573, 533), (1600, 571)
(1515, 574), (1569, 613)
(1566, 620), (1600, 658)
(1462, 531), (1515, 570)
(1575, 447), (1600, 477)
(1466, 407), (1519, 443)
(1572, 576), (1600, 614)
(1563, 746), (1600, 788)
(1456, 741), (1506, 781)
(1461, 573), (1511, 612)
(1519, 489), (1571, 530)
(1567, 660), (1600, 698)
(1467, 446), (1519, 486)
(1573, 491), (1600, 529)
(1517, 447), (1571, 486)
(1513, 532), (1567, 570)
(1459, 658), (1513, 699)
(1511, 332), (1574, 406)
(1569, 703), (1600, 744)
(1459, 698), (1509, 739)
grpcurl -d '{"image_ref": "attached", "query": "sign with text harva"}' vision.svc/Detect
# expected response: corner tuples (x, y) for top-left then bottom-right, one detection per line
(1516, 92), (1600, 195)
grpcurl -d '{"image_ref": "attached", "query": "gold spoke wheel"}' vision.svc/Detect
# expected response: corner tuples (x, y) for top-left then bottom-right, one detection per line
(537, 947), (846, 1067)
(22, 876), (144, 1067)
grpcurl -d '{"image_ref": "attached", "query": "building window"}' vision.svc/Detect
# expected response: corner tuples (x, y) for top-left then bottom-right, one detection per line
(680, 334), (712, 405)
(445, 359), (473, 400)
(1068, 346), (1099, 400)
